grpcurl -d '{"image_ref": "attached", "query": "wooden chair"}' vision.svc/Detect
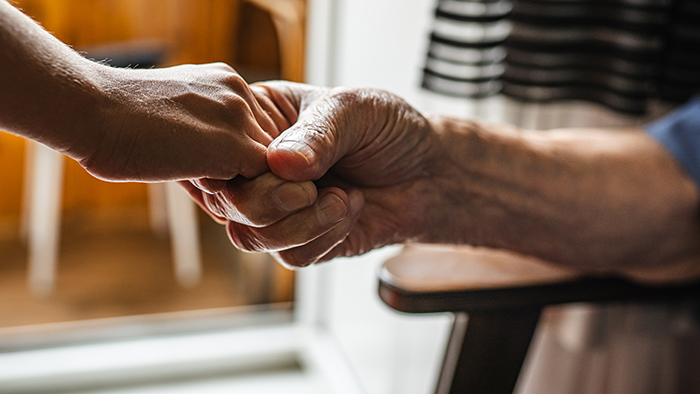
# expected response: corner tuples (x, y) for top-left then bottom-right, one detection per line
(378, 245), (700, 394)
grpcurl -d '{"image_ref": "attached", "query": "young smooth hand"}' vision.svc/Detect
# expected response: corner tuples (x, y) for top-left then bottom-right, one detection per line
(0, 1), (289, 189)
(80, 62), (292, 189)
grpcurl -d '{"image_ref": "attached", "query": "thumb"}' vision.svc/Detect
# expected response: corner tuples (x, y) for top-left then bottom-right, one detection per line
(267, 95), (356, 182)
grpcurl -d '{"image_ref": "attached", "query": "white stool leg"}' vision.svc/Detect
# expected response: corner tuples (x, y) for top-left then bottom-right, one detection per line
(165, 182), (202, 288)
(147, 183), (169, 237)
(26, 142), (65, 297)
(19, 140), (35, 242)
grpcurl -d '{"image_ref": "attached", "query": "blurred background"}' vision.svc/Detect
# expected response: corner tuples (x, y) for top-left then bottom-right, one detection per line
(0, 0), (298, 332)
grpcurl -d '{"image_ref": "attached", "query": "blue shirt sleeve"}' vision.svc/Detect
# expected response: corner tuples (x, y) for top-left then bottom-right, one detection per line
(646, 96), (700, 188)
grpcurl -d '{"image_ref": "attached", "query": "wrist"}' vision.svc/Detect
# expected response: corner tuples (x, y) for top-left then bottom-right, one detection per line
(415, 114), (541, 250)
(57, 58), (112, 162)
(0, 0), (109, 160)
(412, 114), (487, 246)
(70, 62), (148, 177)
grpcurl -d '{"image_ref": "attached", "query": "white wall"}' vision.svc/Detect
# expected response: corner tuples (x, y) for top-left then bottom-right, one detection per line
(305, 1), (455, 394)
(328, 0), (507, 121)
(331, 0), (433, 104)
(315, 249), (451, 394)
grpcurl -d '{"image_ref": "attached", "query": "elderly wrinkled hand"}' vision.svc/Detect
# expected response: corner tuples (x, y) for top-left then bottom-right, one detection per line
(185, 81), (442, 268)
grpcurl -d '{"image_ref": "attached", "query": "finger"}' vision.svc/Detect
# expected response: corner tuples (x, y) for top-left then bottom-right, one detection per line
(270, 189), (364, 268)
(225, 76), (283, 139)
(191, 178), (228, 194)
(202, 64), (277, 146)
(251, 85), (291, 135)
(266, 88), (364, 182)
(204, 172), (317, 227)
(253, 82), (299, 125)
(255, 81), (329, 113)
(225, 188), (354, 253)
(209, 63), (279, 134)
(204, 136), (270, 180)
(178, 181), (227, 224)
(200, 63), (277, 145)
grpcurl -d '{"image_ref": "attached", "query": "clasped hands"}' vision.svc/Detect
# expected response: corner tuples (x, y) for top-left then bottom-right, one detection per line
(176, 80), (442, 268)
(85, 64), (700, 280)
(57, 62), (450, 269)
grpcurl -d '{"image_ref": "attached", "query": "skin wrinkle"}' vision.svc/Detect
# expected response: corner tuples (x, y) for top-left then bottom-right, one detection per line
(420, 116), (658, 273)
(359, 182), (425, 245)
(228, 225), (268, 252)
(465, 121), (699, 272)
(329, 94), (433, 185)
(284, 194), (362, 266)
(233, 203), (338, 253)
(496, 158), (621, 267)
(289, 121), (338, 173)
(205, 192), (241, 224)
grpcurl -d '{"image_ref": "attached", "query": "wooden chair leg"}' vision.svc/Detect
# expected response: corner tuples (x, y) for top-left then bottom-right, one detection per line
(436, 309), (542, 394)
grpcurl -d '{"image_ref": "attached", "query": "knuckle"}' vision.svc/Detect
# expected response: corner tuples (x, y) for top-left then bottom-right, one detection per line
(294, 115), (338, 149)
(223, 73), (249, 92)
(219, 93), (251, 116)
(328, 87), (373, 106)
(210, 62), (236, 73)
(274, 250), (314, 268)
(218, 185), (278, 227)
(227, 225), (267, 252)
(327, 87), (362, 107)
(239, 210), (275, 228)
(328, 86), (394, 112)
(203, 194), (234, 219)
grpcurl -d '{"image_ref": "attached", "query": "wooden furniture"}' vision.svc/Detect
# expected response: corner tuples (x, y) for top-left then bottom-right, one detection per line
(378, 245), (700, 394)
(244, 0), (305, 82)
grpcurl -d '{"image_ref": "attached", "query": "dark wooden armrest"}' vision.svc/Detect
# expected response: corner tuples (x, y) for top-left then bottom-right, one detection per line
(377, 245), (700, 394)
(379, 245), (700, 314)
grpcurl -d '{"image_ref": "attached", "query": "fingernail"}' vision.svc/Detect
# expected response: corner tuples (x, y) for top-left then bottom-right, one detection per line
(274, 182), (312, 212)
(318, 194), (347, 225)
(276, 141), (315, 167)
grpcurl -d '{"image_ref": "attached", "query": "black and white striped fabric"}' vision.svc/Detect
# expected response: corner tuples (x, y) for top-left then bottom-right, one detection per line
(422, 0), (700, 114)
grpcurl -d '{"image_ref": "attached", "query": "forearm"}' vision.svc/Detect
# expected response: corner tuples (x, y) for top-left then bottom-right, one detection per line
(423, 114), (700, 277)
(0, 0), (103, 159)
